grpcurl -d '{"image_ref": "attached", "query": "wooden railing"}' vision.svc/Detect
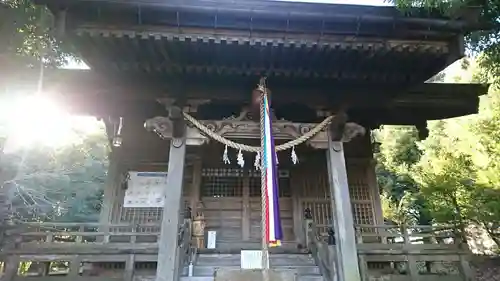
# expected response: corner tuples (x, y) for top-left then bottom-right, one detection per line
(303, 219), (475, 281)
(2, 220), (475, 281)
(354, 224), (464, 251)
(0, 220), (195, 281)
(4, 223), (160, 252)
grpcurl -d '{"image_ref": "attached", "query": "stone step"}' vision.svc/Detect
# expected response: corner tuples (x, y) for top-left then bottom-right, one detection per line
(196, 254), (315, 266)
(181, 265), (321, 276)
(198, 253), (312, 258)
(198, 245), (307, 255)
(196, 260), (317, 266)
(180, 275), (323, 281)
(297, 276), (324, 281)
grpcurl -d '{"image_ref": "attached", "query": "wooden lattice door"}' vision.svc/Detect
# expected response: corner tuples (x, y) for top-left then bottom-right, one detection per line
(201, 168), (245, 245)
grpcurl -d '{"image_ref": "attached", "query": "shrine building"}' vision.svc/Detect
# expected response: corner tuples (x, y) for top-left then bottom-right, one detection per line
(0, 0), (489, 281)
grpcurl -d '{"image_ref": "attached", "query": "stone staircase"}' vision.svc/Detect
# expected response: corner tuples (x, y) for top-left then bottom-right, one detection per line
(180, 253), (324, 281)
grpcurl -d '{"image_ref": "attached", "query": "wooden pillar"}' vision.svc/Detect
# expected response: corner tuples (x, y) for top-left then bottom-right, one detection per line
(1, 256), (19, 281)
(402, 226), (420, 281)
(68, 256), (82, 277)
(124, 254), (135, 281)
(326, 134), (361, 281)
(367, 159), (384, 225)
(99, 148), (121, 229)
(458, 254), (474, 281)
(155, 135), (187, 281)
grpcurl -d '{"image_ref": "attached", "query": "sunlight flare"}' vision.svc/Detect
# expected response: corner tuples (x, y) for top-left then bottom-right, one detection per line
(0, 94), (99, 151)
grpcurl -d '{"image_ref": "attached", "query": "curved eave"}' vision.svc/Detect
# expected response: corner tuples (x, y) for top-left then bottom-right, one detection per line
(70, 28), (451, 84)
(38, 0), (485, 31)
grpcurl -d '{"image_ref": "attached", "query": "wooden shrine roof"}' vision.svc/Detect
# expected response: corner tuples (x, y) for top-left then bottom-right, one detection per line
(35, 0), (485, 85)
(22, 0), (489, 125)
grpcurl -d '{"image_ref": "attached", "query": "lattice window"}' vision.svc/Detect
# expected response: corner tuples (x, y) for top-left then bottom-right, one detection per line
(201, 168), (243, 197)
(347, 165), (371, 201)
(121, 207), (163, 224)
(352, 202), (374, 225)
(295, 165), (330, 199)
(248, 170), (291, 197)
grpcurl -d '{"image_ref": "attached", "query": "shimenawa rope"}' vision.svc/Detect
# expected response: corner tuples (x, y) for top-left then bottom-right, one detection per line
(181, 112), (334, 153)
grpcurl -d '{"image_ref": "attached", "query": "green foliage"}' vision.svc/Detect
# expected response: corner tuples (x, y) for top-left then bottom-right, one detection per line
(381, 192), (418, 225)
(0, 0), (74, 68)
(375, 63), (500, 249)
(1, 130), (108, 223)
(374, 125), (432, 225)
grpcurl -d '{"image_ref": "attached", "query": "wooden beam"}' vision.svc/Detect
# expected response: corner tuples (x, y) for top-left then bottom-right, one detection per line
(155, 130), (187, 281)
(325, 135), (361, 281)
(3, 68), (484, 123)
(98, 147), (121, 228)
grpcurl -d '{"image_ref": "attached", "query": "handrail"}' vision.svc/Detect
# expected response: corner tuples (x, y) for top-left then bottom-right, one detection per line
(302, 219), (467, 281)
(18, 222), (161, 227)
(311, 223), (458, 245)
(303, 220), (335, 281)
(1, 222), (164, 249)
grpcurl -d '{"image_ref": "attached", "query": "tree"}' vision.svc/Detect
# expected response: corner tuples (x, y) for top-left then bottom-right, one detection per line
(413, 119), (500, 248)
(374, 54), (500, 252)
(1, 130), (108, 223)
(374, 125), (432, 226)
(0, 0), (74, 71)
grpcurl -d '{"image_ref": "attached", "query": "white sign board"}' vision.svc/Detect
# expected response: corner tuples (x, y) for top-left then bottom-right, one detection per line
(241, 250), (263, 269)
(207, 231), (217, 249)
(123, 172), (167, 208)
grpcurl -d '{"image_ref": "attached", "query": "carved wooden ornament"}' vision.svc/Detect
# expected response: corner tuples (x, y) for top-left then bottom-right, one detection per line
(144, 108), (366, 148)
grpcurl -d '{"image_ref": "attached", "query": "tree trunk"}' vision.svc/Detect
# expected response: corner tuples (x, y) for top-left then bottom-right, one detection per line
(451, 192), (468, 247)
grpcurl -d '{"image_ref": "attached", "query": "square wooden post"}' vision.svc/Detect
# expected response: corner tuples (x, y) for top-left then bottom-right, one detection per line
(1, 256), (19, 281)
(155, 136), (187, 281)
(99, 147), (121, 230)
(326, 134), (361, 281)
(124, 254), (135, 281)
